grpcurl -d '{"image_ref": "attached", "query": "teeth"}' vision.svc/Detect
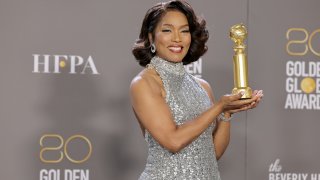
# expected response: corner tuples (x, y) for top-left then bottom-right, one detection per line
(168, 47), (182, 51)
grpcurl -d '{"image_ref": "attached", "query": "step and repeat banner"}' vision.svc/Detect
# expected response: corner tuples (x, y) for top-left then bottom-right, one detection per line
(248, 0), (320, 179)
(0, 0), (319, 180)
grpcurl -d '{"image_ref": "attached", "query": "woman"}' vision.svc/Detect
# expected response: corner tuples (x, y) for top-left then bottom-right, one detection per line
(130, 1), (263, 179)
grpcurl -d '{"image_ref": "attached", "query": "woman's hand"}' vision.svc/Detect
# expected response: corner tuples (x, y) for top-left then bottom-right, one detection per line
(217, 90), (263, 115)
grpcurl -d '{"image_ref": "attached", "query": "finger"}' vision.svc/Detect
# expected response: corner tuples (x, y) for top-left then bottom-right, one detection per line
(253, 90), (263, 98)
(228, 105), (251, 113)
(230, 92), (244, 101)
(228, 98), (256, 106)
(256, 94), (263, 103)
(257, 97), (262, 103)
(222, 93), (243, 103)
(249, 98), (260, 107)
(240, 100), (259, 109)
(228, 91), (263, 112)
(251, 98), (263, 108)
(244, 102), (259, 110)
(250, 102), (258, 109)
(226, 102), (252, 112)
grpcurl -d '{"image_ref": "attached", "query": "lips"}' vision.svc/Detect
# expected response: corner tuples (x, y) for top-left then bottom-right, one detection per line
(168, 45), (183, 53)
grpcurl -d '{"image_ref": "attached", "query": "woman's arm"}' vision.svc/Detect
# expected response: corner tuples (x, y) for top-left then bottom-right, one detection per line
(198, 78), (262, 160)
(212, 117), (231, 160)
(130, 71), (255, 154)
(196, 78), (230, 160)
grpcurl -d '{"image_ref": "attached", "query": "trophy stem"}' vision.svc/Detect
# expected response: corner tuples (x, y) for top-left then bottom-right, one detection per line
(232, 53), (252, 99)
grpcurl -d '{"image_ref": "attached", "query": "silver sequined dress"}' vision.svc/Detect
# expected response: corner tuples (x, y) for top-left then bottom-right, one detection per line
(138, 56), (221, 180)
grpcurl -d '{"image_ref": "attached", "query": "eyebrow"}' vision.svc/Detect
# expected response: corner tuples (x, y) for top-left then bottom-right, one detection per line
(162, 24), (189, 28)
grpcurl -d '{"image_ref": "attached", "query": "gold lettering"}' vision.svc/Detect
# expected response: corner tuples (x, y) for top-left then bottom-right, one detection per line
(39, 134), (64, 163)
(64, 135), (92, 164)
(286, 28), (308, 56)
(308, 29), (320, 57)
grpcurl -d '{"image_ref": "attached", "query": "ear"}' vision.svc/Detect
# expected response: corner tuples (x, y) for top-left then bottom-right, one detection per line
(148, 33), (153, 44)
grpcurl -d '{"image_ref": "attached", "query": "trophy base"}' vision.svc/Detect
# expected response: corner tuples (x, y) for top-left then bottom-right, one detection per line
(232, 87), (252, 99)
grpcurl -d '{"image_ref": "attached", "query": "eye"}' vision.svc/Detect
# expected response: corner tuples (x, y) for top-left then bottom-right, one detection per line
(181, 29), (190, 33)
(161, 29), (171, 32)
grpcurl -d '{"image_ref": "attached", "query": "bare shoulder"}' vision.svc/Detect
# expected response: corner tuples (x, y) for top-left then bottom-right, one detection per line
(194, 76), (211, 90)
(130, 68), (162, 96)
(193, 76), (215, 102)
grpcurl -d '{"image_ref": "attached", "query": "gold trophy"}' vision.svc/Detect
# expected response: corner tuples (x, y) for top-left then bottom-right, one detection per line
(230, 23), (252, 99)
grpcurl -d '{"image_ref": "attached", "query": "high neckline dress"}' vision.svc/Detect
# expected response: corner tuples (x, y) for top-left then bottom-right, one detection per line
(139, 56), (221, 180)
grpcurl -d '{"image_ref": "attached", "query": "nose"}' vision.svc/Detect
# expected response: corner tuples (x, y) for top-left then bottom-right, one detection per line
(172, 31), (181, 42)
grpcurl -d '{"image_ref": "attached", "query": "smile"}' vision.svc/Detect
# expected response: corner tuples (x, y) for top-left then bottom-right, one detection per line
(168, 46), (183, 53)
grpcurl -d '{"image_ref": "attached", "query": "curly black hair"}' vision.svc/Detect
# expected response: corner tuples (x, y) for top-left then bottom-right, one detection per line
(132, 0), (209, 67)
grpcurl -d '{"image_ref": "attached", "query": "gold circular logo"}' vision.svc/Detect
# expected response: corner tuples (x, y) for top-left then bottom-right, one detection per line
(59, 60), (66, 68)
(300, 77), (316, 94)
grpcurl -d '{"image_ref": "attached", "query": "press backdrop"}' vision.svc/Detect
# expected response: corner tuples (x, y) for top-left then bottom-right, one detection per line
(1, 0), (319, 179)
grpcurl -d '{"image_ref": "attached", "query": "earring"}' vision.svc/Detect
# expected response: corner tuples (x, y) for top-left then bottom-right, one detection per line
(151, 43), (156, 53)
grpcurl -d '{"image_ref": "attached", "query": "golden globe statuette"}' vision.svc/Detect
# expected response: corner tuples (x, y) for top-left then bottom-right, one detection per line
(230, 24), (252, 99)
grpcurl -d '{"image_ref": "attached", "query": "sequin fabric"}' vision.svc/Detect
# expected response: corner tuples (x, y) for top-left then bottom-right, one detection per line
(139, 56), (221, 180)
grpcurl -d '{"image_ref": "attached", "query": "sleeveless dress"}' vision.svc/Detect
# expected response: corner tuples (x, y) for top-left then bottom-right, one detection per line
(139, 56), (221, 180)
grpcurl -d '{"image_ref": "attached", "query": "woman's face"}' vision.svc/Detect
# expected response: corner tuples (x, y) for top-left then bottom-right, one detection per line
(151, 10), (191, 63)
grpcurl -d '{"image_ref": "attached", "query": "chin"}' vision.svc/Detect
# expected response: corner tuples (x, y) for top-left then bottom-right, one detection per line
(167, 58), (183, 63)
(165, 54), (186, 63)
